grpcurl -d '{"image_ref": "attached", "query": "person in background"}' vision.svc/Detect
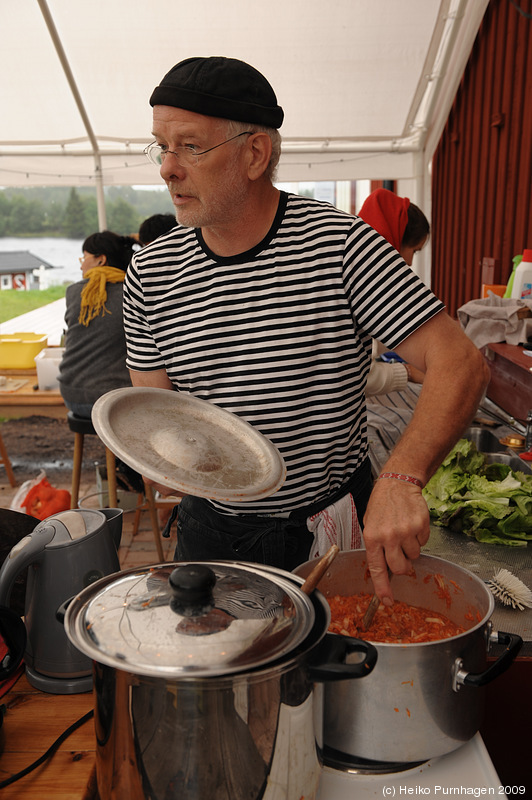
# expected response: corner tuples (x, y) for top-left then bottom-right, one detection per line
(58, 230), (137, 418)
(138, 213), (177, 246)
(361, 188), (430, 396)
(359, 188), (430, 267)
(123, 56), (489, 603)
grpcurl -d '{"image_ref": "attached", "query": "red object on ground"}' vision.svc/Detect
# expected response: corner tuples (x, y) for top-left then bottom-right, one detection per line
(21, 478), (71, 520)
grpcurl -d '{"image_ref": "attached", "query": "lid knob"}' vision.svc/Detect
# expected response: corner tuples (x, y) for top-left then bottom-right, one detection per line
(168, 564), (216, 617)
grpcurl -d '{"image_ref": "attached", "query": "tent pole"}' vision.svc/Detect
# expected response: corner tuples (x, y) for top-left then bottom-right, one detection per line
(37, 0), (107, 229)
(95, 155), (107, 231)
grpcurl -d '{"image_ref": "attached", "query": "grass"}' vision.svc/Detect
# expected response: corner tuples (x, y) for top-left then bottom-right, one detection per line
(0, 287), (66, 324)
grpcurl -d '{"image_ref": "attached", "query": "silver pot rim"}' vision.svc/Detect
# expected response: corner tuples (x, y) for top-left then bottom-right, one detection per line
(64, 560), (322, 679)
(294, 550), (495, 646)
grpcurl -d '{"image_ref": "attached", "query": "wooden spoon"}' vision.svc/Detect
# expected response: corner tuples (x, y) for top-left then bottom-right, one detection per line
(361, 569), (392, 631)
(361, 592), (381, 631)
(300, 545), (339, 596)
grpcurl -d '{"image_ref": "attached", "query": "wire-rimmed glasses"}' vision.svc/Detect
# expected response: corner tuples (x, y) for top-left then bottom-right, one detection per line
(144, 131), (252, 167)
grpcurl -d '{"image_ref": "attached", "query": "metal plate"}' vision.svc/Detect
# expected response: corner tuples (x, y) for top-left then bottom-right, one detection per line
(91, 387), (286, 501)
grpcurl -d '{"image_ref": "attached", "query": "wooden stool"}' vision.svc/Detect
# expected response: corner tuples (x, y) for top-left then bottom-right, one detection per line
(67, 412), (118, 509)
(132, 484), (169, 563)
(0, 431), (17, 487)
(66, 411), (164, 563)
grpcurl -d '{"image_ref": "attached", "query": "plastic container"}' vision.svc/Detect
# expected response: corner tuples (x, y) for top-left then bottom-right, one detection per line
(34, 346), (65, 390)
(510, 249), (532, 300)
(94, 466), (139, 512)
(503, 254), (522, 297)
(0, 333), (48, 369)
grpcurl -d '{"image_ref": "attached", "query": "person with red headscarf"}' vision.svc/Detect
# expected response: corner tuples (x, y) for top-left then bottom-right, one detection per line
(358, 187), (430, 265)
(360, 189), (430, 394)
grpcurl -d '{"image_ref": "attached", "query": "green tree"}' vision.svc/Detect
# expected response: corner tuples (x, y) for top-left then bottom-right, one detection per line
(0, 192), (10, 236)
(82, 195), (98, 235)
(41, 199), (65, 235)
(6, 194), (46, 235)
(63, 188), (87, 238)
(107, 197), (141, 235)
(0, 186), (175, 239)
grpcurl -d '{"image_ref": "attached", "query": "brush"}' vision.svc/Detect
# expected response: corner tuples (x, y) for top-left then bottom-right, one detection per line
(486, 569), (532, 611)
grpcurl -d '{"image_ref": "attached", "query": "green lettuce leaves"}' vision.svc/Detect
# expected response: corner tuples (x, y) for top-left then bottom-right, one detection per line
(422, 439), (532, 547)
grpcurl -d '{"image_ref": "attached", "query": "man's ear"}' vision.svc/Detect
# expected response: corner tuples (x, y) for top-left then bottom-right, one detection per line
(245, 132), (273, 181)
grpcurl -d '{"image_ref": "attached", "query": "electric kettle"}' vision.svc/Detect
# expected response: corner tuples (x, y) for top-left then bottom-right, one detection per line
(0, 507), (122, 694)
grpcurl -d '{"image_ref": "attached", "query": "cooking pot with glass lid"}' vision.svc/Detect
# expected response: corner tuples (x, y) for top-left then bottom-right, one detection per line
(64, 560), (377, 800)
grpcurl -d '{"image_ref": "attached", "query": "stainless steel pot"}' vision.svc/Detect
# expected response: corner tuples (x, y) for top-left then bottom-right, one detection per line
(64, 561), (377, 800)
(294, 550), (522, 764)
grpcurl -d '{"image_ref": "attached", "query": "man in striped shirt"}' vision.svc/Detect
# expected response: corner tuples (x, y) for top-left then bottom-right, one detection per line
(123, 56), (489, 604)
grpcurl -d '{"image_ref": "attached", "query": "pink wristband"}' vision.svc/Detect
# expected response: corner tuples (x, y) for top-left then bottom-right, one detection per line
(378, 472), (423, 489)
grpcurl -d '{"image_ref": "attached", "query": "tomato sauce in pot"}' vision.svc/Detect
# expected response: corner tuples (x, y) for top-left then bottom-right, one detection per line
(328, 592), (466, 643)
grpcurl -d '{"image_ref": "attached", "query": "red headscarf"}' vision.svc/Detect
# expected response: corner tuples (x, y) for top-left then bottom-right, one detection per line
(358, 188), (410, 252)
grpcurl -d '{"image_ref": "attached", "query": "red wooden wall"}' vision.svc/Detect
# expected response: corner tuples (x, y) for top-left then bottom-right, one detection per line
(431, 0), (532, 318)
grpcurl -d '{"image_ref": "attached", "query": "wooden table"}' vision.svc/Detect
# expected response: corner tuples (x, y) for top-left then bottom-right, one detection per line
(0, 673), (96, 799)
(483, 341), (532, 423)
(0, 369), (66, 419)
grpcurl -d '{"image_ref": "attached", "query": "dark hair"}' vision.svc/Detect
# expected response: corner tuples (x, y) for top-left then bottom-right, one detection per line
(138, 214), (176, 246)
(402, 203), (430, 248)
(82, 230), (138, 271)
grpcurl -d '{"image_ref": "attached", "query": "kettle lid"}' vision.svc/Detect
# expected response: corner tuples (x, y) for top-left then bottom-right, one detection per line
(35, 509), (106, 544)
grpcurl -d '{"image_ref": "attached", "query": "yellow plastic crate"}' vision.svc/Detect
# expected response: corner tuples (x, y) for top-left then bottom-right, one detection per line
(0, 332), (48, 369)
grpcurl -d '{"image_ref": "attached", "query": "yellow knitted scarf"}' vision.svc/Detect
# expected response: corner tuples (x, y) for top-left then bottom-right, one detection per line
(78, 266), (126, 326)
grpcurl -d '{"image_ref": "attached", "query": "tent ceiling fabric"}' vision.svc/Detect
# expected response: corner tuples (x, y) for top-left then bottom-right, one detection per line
(0, 0), (488, 187)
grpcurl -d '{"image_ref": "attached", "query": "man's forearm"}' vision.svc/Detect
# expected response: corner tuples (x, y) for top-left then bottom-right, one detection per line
(129, 368), (174, 390)
(381, 347), (489, 484)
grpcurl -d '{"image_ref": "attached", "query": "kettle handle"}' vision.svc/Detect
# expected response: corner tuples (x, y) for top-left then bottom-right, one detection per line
(0, 525), (56, 607)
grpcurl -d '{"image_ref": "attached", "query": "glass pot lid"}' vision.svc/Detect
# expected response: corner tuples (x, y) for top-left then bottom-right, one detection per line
(65, 562), (315, 678)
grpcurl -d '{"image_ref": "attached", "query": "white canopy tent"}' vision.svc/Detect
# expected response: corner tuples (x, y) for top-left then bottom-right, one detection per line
(0, 0), (489, 282)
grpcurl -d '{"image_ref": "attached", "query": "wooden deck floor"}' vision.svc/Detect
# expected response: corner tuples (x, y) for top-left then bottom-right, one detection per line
(0, 298), (67, 346)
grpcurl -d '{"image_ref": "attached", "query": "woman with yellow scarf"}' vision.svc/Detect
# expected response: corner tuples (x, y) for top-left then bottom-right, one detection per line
(58, 230), (138, 419)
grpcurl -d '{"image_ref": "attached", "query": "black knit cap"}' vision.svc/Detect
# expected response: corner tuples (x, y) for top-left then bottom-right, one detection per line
(150, 56), (284, 129)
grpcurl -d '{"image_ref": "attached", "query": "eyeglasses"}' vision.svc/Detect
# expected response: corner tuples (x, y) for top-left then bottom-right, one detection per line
(143, 131), (252, 167)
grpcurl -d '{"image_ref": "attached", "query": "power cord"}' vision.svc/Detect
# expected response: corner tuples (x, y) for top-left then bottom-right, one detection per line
(0, 709), (94, 788)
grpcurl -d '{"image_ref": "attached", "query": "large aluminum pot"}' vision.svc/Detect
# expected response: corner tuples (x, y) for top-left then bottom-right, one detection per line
(64, 561), (377, 800)
(294, 550), (522, 764)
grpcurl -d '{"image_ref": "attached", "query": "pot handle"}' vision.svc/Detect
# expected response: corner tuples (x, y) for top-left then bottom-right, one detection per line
(453, 630), (523, 691)
(56, 596), (75, 624)
(307, 633), (378, 682)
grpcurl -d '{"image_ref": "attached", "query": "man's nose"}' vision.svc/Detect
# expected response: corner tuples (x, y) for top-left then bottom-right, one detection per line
(160, 152), (186, 181)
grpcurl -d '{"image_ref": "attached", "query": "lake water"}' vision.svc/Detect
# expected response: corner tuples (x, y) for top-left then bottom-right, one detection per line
(0, 237), (84, 286)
